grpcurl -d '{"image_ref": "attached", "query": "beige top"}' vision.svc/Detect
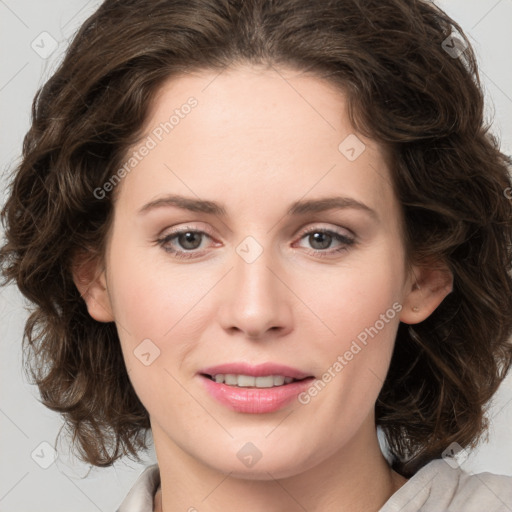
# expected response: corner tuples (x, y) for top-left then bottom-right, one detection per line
(116, 459), (512, 511)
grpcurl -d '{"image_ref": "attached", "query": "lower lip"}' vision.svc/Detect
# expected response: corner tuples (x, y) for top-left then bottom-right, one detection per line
(199, 375), (315, 414)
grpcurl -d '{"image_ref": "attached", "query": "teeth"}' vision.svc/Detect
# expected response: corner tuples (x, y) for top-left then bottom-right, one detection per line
(211, 374), (298, 388)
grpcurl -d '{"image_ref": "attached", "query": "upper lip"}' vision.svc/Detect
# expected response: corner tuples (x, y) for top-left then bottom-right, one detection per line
(199, 363), (313, 380)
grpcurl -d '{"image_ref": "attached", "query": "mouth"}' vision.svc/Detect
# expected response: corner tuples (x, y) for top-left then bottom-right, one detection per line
(198, 371), (316, 413)
(197, 363), (316, 413)
(200, 373), (311, 388)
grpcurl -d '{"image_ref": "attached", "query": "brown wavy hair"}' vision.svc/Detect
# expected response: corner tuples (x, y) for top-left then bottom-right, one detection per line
(1, 0), (512, 476)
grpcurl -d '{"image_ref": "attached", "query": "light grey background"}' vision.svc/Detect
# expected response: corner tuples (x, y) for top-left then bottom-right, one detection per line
(1, 1), (511, 511)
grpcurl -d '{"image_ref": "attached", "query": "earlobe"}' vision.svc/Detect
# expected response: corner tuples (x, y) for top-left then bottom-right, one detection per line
(71, 250), (114, 323)
(400, 263), (453, 325)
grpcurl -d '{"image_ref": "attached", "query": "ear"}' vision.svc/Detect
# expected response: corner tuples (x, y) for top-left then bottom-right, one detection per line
(71, 249), (114, 323)
(400, 260), (453, 325)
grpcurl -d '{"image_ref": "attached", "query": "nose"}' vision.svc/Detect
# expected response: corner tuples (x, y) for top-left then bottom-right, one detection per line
(218, 245), (294, 340)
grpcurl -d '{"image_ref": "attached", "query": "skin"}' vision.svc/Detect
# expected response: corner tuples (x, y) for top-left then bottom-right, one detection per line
(74, 64), (453, 512)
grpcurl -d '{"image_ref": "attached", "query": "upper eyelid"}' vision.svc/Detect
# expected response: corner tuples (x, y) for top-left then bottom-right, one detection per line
(298, 224), (354, 238)
(159, 223), (214, 237)
(159, 223), (353, 238)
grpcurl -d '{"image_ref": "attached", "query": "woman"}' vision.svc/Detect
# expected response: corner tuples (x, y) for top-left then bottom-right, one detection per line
(1, 0), (512, 510)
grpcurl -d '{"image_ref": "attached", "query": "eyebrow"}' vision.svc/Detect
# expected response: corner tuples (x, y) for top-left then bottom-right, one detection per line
(138, 194), (377, 220)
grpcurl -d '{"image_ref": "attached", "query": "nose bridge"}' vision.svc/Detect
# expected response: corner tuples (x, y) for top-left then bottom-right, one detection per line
(219, 235), (292, 338)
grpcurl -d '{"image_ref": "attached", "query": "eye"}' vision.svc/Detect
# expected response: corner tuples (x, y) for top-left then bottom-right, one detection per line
(155, 225), (355, 260)
(295, 227), (355, 258)
(156, 228), (214, 259)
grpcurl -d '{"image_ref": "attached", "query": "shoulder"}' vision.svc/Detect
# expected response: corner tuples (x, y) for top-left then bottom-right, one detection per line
(380, 459), (512, 512)
(116, 464), (160, 512)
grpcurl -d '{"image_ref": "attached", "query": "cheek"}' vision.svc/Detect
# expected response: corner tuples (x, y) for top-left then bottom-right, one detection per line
(105, 243), (221, 405)
(107, 223), (404, 412)
(107, 254), (201, 414)
(296, 243), (403, 400)
(108, 227), (404, 357)
(300, 244), (404, 342)
(107, 246), (212, 342)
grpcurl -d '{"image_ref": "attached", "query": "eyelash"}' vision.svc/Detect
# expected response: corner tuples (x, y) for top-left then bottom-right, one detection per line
(155, 226), (355, 260)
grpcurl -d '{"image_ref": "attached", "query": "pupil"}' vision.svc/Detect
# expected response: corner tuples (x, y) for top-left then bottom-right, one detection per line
(179, 232), (201, 250)
(310, 232), (331, 250)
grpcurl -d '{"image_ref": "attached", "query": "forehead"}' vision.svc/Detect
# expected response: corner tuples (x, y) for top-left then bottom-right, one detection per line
(115, 65), (397, 222)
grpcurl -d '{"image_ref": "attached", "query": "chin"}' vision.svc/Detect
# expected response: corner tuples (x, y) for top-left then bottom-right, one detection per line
(201, 446), (317, 481)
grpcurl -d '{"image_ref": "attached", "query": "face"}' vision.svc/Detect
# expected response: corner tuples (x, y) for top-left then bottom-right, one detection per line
(81, 64), (443, 480)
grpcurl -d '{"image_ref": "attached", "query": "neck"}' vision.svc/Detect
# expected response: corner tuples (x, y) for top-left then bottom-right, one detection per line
(152, 418), (407, 512)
